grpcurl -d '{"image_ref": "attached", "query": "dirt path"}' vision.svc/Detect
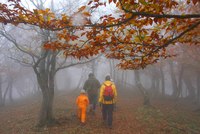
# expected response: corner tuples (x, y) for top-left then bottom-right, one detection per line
(0, 89), (200, 134)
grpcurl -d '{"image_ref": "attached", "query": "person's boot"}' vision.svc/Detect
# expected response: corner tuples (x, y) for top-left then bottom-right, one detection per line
(80, 122), (86, 126)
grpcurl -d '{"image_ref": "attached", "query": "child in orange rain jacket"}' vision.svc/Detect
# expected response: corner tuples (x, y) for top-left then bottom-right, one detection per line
(76, 89), (89, 125)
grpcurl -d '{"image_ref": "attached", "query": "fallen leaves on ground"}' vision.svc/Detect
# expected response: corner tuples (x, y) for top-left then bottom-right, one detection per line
(0, 89), (200, 134)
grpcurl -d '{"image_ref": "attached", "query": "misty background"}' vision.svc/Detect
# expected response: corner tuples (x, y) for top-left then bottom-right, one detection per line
(0, 0), (199, 108)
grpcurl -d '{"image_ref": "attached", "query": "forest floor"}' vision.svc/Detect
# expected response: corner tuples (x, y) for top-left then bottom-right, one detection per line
(0, 88), (200, 134)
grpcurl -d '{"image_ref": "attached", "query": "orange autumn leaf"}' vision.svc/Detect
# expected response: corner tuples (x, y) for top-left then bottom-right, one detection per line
(78, 6), (86, 12)
(0, 0), (199, 70)
(83, 12), (91, 17)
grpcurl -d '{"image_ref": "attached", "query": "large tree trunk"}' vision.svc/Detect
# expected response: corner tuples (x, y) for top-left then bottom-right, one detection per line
(38, 86), (54, 127)
(183, 74), (195, 100)
(92, 59), (98, 76)
(160, 64), (165, 97)
(150, 66), (160, 97)
(177, 64), (184, 98)
(169, 61), (179, 98)
(1, 76), (14, 106)
(109, 59), (116, 82)
(76, 68), (84, 89)
(122, 70), (126, 89)
(34, 48), (57, 127)
(8, 77), (14, 103)
(134, 70), (150, 106)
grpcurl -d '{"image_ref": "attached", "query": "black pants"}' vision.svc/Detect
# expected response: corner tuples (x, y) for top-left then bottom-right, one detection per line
(102, 104), (114, 126)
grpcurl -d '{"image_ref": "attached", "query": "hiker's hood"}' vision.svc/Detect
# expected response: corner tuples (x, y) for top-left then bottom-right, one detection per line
(103, 80), (113, 86)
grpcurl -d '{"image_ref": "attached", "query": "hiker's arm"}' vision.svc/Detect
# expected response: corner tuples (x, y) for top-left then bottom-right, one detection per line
(114, 86), (117, 97)
(98, 85), (104, 103)
(113, 85), (117, 103)
(83, 80), (88, 91)
(97, 80), (101, 88)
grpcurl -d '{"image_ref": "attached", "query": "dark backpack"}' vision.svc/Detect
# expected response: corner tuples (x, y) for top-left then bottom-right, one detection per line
(103, 84), (114, 101)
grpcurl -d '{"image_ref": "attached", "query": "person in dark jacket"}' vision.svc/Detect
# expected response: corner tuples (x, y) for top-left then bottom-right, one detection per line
(83, 73), (101, 114)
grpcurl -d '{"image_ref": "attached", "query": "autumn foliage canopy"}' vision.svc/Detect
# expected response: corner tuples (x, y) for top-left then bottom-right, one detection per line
(0, 0), (200, 69)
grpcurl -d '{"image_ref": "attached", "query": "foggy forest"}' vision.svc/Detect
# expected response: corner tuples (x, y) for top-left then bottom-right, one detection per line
(0, 0), (200, 134)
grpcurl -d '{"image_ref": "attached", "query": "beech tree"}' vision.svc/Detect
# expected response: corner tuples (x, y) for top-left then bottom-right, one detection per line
(0, 0), (100, 127)
(1, 0), (199, 68)
(0, 0), (200, 126)
(172, 44), (200, 100)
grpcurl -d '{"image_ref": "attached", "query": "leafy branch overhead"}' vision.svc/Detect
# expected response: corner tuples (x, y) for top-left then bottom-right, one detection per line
(0, 0), (200, 69)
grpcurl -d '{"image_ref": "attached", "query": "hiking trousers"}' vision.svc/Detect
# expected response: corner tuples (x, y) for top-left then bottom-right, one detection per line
(102, 104), (114, 127)
(88, 94), (98, 111)
(77, 105), (87, 123)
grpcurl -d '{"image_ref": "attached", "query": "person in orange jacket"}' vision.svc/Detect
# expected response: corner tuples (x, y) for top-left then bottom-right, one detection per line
(76, 89), (89, 125)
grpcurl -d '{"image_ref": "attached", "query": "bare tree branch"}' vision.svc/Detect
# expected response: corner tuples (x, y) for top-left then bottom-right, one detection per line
(7, 56), (33, 67)
(55, 54), (102, 73)
(0, 27), (40, 60)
